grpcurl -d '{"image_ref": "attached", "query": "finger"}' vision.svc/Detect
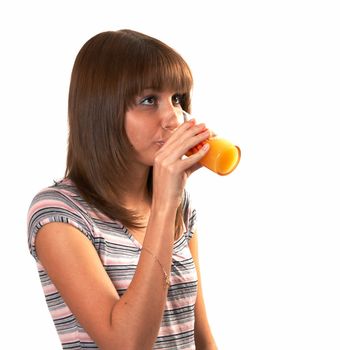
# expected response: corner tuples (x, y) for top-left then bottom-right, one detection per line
(158, 123), (209, 161)
(161, 128), (210, 164)
(180, 142), (210, 175)
(164, 120), (206, 149)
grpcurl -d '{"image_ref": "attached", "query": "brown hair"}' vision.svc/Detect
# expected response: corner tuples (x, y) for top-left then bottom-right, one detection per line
(66, 29), (193, 238)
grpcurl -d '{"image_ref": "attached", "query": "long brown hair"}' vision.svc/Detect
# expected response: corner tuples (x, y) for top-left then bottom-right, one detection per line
(65, 30), (193, 238)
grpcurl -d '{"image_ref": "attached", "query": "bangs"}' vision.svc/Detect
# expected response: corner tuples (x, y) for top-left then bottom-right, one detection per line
(123, 40), (193, 107)
(139, 50), (193, 93)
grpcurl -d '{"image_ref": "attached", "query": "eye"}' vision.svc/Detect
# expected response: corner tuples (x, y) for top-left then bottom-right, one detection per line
(172, 93), (184, 106)
(139, 95), (157, 106)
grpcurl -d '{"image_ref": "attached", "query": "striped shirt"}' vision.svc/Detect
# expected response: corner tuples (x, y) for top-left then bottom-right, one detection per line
(27, 178), (198, 349)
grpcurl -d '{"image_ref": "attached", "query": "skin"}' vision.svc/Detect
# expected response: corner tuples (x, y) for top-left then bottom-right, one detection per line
(36, 89), (217, 349)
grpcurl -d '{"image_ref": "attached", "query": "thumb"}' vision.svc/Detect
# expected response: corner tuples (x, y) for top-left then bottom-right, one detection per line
(185, 143), (210, 177)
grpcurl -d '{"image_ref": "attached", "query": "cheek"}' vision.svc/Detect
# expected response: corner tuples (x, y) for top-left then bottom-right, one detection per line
(125, 117), (152, 148)
(128, 130), (144, 147)
(125, 116), (139, 144)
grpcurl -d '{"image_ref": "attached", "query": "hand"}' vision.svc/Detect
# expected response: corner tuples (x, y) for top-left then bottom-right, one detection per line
(152, 120), (210, 210)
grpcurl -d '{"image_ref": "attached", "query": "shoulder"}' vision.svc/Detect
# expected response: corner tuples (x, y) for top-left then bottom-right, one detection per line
(182, 188), (197, 240)
(28, 178), (88, 218)
(182, 188), (194, 213)
(27, 178), (94, 260)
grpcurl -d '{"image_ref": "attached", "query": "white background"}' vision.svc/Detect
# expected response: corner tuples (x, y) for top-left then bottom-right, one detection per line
(1, 0), (340, 349)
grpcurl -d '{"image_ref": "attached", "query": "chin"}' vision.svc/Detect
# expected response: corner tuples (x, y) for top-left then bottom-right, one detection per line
(133, 148), (158, 168)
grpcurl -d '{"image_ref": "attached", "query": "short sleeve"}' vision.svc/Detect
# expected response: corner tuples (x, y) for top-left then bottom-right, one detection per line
(27, 187), (94, 261)
(182, 189), (197, 241)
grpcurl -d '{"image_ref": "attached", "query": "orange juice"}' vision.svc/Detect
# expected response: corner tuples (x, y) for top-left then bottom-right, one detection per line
(187, 137), (241, 176)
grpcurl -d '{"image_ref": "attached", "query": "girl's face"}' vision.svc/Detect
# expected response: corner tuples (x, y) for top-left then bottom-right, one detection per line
(125, 89), (185, 167)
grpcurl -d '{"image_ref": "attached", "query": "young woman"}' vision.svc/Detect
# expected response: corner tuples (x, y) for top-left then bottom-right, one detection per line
(28, 29), (217, 349)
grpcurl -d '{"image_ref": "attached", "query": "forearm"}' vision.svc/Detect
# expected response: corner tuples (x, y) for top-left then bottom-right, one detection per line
(107, 204), (176, 349)
(104, 119), (210, 348)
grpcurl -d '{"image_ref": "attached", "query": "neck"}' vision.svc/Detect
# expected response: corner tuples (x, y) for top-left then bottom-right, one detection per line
(122, 165), (152, 211)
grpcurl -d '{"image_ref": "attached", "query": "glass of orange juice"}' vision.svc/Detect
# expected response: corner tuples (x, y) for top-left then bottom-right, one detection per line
(183, 111), (241, 176)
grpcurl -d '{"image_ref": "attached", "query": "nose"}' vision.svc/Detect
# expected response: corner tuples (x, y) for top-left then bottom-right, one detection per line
(160, 107), (183, 132)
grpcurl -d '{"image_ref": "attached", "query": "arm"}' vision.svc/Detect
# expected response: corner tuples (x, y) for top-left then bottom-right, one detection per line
(36, 204), (176, 350)
(189, 231), (218, 349)
(36, 120), (210, 350)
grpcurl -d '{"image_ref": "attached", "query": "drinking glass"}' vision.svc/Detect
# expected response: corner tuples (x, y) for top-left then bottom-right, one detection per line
(183, 111), (241, 176)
